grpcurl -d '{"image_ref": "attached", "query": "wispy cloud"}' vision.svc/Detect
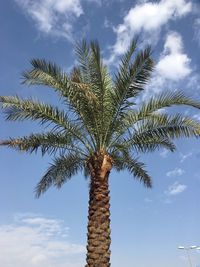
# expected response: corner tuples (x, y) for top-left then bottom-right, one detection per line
(144, 197), (153, 203)
(0, 213), (85, 267)
(109, 0), (192, 60)
(160, 148), (170, 158)
(166, 167), (185, 177)
(165, 181), (187, 195)
(179, 151), (193, 163)
(14, 0), (84, 41)
(194, 18), (200, 46)
(193, 113), (200, 121)
(103, 17), (114, 29)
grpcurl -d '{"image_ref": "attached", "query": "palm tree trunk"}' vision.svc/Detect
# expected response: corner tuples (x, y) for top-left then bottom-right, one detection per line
(86, 153), (112, 267)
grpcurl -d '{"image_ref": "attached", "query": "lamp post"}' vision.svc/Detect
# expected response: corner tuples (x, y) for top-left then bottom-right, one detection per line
(178, 246), (200, 267)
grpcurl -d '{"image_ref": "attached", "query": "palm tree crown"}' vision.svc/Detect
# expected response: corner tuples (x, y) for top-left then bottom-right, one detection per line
(1, 40), (200, 194)
(1, 39), (200, 266)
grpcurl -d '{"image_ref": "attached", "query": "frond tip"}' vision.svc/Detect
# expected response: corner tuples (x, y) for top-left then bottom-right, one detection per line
(35, 154), (83, 198)
(112, 151), (152, 188)
(126, 158), (152, 188)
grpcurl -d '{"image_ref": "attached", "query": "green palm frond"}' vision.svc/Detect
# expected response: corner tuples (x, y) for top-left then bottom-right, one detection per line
(0, 132), (86, 156)
(22, 59), (98, 133)
(118, 38), (138, 76)
(109, 103), (200, 150)
(89, 41), (113, 101)
(88, 41), (114, 148)
(102, 39), (137, 142)
(22, 58), (98, 109)
(72, 43), (112, 149)
(23, 59), (95, 101)
(22, 59), (68, 88)
(75, 40), (115, 149)
(136, 92), (200, 122)
(35, 153), (84, 197)
(134, 114), (200, 139)
(111, 151), (152, 187)
(131, 136), (176, 153)
(113, 114), (200, 155)
(70, 67), (82, 83)
(0, 95), (67, 125)
(103, 43), (154, 147)
(113, 46), (154, 108)
(75, 40), (90, 83)
(0, 96), (93, 150)
(109, 87), (200, 149)
(111, 135), (176, 154)
(126, 157), (152, 188)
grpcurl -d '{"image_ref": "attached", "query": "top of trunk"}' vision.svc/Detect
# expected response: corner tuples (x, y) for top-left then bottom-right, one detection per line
(88, 150), (113, 179)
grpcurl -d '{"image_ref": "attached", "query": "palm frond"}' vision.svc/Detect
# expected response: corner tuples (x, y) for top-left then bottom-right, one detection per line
(70, 67), (82, 83)
(0, 96), (93, 150)
(23, 59), (94, 100)
(110, 115), (200, 155)
(113, 46), (154, 108)
(88, 41), (114, 148)
(104, 44), (154, 147)
(0, 132), (86, 156)
(136, 92), (200, 123)
(75, 40), (90, 83)
(111, 150), (152, 187)
(22, 59), (68, 89)
(74, 40), (115, 149)
(134, 114), (200, 139)
(35, 153), (84, 197)
(131, 136), (176, 153)
(0, 95), (66, 125)
(109, 102), (200, 150)
(126, 157), (152, 188)
(22, 59), (98, 131)
(111, 135), (176, 154)
(118, 38), (138, 76)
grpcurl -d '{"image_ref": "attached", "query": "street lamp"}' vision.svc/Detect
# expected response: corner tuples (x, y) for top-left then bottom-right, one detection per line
(178, 246), (200, 267)
(190, 246), (198, 249)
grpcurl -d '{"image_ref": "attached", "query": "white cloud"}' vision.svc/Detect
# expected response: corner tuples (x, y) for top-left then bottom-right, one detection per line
(112, 0), (192, 56)
(87, 0), (102, 5)
(0, 214), (85, 267)
(15, 0), (83, 40)
(156, 52), (191, 80)
(160, 148), (170, 158)
(166, 167), (185, 177)
(140, 74), (175, 101)
(104, 17), (114, 29)
(163, 31), (182, 53)
(179, 152), (193, 163)
(141, 31), (192, 101)
(156, 32), (192, 81)
(165, 181), (187, 195)
(144, 197), (153, 203)
(194, 18), (200, 46)
(193, 113), (200, 121)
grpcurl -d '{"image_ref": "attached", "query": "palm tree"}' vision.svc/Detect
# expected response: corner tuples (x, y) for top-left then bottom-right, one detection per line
(1, 39), (200, 266)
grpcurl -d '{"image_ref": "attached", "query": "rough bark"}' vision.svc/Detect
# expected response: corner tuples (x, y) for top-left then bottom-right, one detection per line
(86, 152), (113, 267)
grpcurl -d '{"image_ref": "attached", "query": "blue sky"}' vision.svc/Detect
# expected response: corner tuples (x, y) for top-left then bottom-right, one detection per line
(0, 0), (200, 266)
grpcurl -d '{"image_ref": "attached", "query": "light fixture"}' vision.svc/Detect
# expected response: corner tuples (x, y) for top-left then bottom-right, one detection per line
(177, 245), (200, 267)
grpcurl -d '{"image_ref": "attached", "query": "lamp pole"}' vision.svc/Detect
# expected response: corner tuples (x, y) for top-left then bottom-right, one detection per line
(178, 246), (200, 267)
